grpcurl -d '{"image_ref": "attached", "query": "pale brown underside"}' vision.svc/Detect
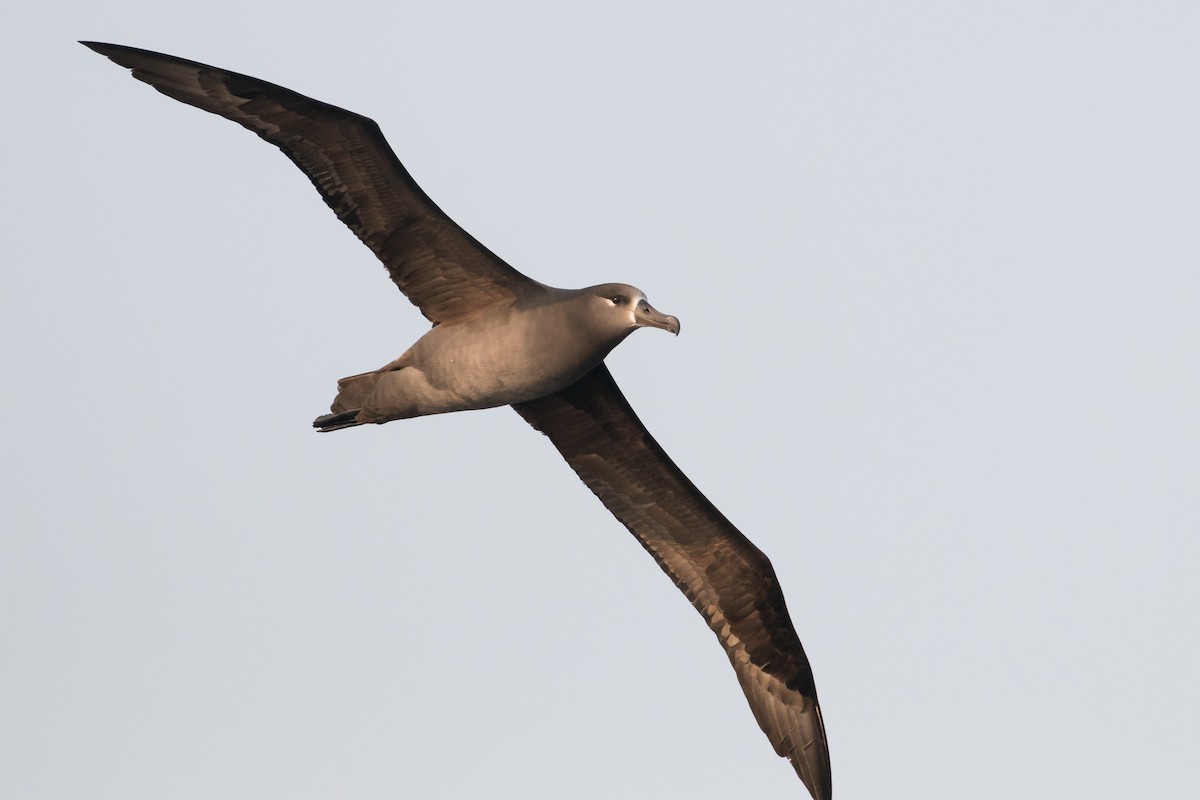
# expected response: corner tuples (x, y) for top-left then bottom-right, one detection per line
(85, 42), (831, 799)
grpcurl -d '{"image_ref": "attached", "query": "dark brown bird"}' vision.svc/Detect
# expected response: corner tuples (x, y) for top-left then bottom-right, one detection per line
(84, 41), (832, 799)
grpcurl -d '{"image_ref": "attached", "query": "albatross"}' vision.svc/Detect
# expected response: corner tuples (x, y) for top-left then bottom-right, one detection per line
(84, 42), (832, 800)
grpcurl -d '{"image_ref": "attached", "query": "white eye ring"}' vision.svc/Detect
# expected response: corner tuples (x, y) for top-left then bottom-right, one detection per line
(610, 295), (625, 305)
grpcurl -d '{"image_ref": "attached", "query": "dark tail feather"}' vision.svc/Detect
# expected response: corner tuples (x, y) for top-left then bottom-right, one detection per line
(313, 409), (364, 432)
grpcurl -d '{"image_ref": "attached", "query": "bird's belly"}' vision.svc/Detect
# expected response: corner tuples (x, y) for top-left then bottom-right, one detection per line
(408, 327), (603, 411)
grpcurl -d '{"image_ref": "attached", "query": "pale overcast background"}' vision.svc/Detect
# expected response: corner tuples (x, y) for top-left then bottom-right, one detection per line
(4, 3), (1198, 799)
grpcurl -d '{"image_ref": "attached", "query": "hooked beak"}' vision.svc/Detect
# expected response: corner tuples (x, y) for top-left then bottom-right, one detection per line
(635, 299), (681, 335)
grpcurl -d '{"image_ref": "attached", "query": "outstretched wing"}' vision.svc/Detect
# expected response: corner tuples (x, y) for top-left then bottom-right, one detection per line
(513, 365), (832, 800)
(83, 41), (537, 325)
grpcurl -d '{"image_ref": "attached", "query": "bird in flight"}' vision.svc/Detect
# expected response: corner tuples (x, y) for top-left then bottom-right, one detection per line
(84, 41), (832, 799)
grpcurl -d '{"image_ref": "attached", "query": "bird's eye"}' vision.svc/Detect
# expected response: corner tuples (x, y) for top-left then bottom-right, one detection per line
(611, 295), (625, 305)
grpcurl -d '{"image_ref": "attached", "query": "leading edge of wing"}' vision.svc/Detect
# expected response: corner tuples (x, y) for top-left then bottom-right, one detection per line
(513, 365), (832, 800)
(81, 41), (537, 324)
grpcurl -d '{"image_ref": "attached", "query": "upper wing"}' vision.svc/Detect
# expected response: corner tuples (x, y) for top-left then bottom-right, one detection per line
(83, 41), (537, 325)
(513, 365), (832, 800)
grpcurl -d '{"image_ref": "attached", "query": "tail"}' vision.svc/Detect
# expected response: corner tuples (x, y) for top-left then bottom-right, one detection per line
(313, 370), (383, 432)
(313, 409), (364, 432)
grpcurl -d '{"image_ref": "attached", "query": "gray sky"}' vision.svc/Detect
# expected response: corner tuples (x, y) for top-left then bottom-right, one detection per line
(4, 2), (1198, 798)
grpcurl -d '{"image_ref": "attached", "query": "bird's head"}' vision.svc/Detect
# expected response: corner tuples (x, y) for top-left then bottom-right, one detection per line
(586, 283), (681, 338)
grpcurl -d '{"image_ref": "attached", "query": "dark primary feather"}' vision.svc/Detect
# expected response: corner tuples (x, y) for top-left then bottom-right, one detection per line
(81, 41), (535, 325)
(515, 365), (831, 800)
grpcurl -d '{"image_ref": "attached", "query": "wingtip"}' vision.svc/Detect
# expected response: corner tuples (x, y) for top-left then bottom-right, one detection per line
(795, 707), (833, 800)
(80, 41), (129, 62)
(792, 737), (833, 800)
(80, 41), (158, 64)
